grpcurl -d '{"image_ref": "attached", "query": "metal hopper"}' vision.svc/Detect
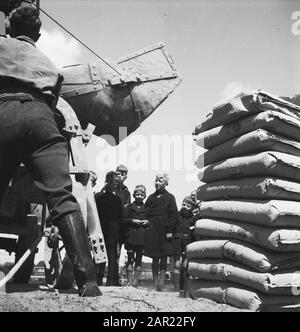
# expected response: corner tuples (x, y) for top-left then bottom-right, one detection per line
(60, 42), (182, 144)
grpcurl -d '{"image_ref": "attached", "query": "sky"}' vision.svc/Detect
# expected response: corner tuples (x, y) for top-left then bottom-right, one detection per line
(1, 0), (300, 264)
(33, 0), (300, 208)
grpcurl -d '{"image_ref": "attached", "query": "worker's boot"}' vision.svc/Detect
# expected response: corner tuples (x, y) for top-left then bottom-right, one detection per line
(173, 272), (180, 292)
(133, 267), (142, 287)
(126, 266), (134, 286)
(56, 211), (102, 297)
(157, 269), (166, 292)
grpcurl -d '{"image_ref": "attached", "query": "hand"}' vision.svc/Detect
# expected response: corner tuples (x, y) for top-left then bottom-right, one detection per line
(132, 219), (142, 226)
(193, 208), (200, 217)
(141, 220), (149, 227)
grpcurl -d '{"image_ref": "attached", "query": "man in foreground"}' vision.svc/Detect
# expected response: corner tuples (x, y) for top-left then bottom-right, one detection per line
(0, 5), (100, 297)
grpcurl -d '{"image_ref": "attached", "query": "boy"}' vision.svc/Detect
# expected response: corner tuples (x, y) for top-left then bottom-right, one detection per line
(173, 196), (197, 292)
(123, 185), (149, 287)
(95, 171), (123, 286)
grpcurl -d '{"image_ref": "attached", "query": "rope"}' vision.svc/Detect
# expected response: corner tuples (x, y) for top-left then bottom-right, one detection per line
(38, 6), (121, 75)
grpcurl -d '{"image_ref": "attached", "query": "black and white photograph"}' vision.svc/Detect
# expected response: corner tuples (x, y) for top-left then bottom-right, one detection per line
(0, 0), (300, 316)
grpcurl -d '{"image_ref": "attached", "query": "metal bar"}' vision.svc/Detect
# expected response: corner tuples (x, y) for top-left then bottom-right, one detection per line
(117, 42), (165, 63)
(35, 0), (40, 15)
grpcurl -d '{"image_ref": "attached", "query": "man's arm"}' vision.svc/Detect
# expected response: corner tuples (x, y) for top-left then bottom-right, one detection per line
(166, 194), (179, 234)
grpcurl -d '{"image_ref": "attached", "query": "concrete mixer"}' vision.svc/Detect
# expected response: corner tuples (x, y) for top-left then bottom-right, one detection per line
(0, 0), (182, 289)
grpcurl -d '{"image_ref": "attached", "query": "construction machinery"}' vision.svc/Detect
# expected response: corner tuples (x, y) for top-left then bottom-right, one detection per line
(0, 0), (182, 289)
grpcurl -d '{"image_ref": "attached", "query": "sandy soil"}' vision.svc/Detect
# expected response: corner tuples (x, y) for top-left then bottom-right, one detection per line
(0, 281), (245, 312)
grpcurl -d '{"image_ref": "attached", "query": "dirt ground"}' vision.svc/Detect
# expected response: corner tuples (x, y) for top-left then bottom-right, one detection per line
(0, 280), (245, 312)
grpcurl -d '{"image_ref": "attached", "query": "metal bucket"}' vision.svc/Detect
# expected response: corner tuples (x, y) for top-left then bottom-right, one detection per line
(60, 42), (182, 144)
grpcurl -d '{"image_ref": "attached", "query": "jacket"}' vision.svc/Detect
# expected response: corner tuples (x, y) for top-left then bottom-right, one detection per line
(0, 35), (62, 108)
(144, 189), (178, 258)
(123, 202), (148, 246)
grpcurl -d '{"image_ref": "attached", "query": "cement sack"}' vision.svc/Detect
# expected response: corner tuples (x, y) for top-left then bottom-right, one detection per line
(196, 129), (300, 167)
(198, 151), (300, 183)
(186, 279), (262, 311)
(186, 240), (300, 273)
(196, 177), (300, 202)
(197, 199), (300, 228)
(186, 279), (300, 312)
(194, 218), (300, 252)
(195, 111), (300, 150)
(187, 259), (300, 295)
(195, 90), (300, 134)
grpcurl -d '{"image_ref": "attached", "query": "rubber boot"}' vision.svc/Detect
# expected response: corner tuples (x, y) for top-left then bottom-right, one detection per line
(157, 269), (166, 292)
(126, 266), (134, 286)
(133, 267), (142, 287)
(56, 211), (102, 297)
(173, 272), (180, 292)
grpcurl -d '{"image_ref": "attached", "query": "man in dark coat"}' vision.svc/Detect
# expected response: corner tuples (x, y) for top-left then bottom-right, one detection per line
(123, 185), (149, 287)
(0, 5), (100, 297)
(95, 171), (123, 286)
(114, 164), (131, 285)
(144, 173), (178, 291)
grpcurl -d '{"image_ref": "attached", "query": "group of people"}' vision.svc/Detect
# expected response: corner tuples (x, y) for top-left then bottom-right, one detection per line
(93, 166), (199, 292)
(0, 4), (198, 297)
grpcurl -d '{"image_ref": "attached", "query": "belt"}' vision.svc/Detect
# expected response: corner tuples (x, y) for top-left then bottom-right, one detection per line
(0, 86), (52, 107)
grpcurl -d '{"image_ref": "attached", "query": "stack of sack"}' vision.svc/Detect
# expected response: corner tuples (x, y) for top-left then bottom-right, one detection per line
(186, 90), (300, 312)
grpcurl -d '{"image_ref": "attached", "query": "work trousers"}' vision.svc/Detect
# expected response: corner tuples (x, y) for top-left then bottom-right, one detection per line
(97, 236), (120, 285)
(0, 98), (81, 223)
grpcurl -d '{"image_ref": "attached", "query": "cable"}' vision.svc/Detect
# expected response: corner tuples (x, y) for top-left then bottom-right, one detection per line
(38, 6), (121, 75)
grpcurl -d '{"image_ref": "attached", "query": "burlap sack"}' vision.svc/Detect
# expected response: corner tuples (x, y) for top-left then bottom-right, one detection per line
(195, 90), (300, 134)
(187, 259), (300, 295)
(194, 218), (300, 252)
(197, 199), (300, 228)
(186, 279), (300, 312)
(198, 151), (300, 183)
(186, 279), (262, 311)
(195, 111), (300, 149)
(186, 240), (300, 272)
(197, 129), (300, 167)
(197, 177), (300, 202)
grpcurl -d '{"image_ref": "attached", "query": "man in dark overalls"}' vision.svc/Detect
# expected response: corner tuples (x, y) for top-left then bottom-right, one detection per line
(0, 5), (100, 297)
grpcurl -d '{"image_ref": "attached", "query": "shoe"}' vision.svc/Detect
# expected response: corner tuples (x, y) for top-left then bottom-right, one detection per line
(106, 279), (113, 286)
(96, 276), (103, 286)
(56, 211), (102, 297)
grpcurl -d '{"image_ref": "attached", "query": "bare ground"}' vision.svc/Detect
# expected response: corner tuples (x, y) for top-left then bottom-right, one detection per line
(0, 281), (245, 312)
